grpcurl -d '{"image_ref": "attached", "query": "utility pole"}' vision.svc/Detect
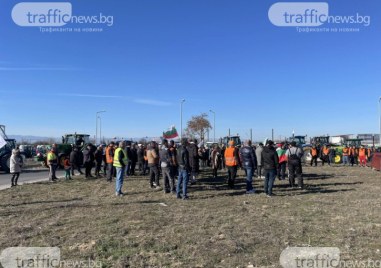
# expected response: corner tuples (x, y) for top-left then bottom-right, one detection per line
(98, 116), (102, 144)
(96, 110), (106, 144)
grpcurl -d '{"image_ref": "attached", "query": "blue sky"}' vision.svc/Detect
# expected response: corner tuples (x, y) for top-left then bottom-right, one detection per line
(0, 0), (380, 141)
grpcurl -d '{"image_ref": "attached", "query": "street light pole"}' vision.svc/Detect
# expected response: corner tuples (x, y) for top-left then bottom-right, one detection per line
(180, 99), (185, 142)
(209, 110), (216, 142)
(98, 116), (102, 144)
(96, 110), (106, 144)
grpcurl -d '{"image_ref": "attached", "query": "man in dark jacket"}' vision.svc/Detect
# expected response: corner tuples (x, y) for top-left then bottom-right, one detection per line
(187, 139), (199, 184)
(83, 144), (95, 178)
(70, 147), (83, 175)
(239, 140), (257, 194)
(94, 145), (104, 178)
(159, 139), (175, 193)
(328, 146), (336, 166)
(177, 139), (190, 200)
(137, 144), (147, 175)
(169, 140), (178, 178)
(261, 140), (279, 197)
(125, 142), (132, 176)
(286, 141), (304, 188)
(129, 144), (138, 176)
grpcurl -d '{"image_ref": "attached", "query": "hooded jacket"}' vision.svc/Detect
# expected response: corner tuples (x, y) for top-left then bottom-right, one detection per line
(10, 150), (22, 173)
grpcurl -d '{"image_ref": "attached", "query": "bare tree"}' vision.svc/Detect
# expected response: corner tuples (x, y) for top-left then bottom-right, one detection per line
(186, 113), (212, 141)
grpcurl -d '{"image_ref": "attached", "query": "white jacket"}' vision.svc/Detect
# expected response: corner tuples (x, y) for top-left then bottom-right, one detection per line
(10, 153), (22, 173)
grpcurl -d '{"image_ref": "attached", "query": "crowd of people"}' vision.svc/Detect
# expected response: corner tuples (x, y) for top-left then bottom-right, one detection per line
(9, 139), (377, 198)
(37, 139), (307, 198)
(310, 144), (374, 167)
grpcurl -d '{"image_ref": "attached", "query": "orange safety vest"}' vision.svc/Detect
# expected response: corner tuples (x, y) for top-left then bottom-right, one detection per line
(342, 148), (349, 156)
(323, 147), (329, 155)
(358, 148), (366, 157)
(105, 146), (114, 164)
(311, 148), (317, 157)
(225, 147), (237, 167)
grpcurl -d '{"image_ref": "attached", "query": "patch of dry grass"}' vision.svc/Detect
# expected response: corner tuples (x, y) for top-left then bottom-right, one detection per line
(0, 165), (380, 267)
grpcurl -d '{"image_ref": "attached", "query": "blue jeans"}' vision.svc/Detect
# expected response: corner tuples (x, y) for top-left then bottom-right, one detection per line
(264, 169), (276, 195)
(245, 167), (254, 192)
(342, 155), (349, 165)
(176, 168), (189, 198)
(115, 166), (125, 194)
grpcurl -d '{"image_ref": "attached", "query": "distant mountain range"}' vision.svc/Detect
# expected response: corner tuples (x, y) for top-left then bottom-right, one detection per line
(8, 135), (60, 143)
(7, 135), (164, 144)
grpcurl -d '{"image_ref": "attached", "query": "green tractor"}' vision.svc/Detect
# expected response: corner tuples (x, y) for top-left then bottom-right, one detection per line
(57, 133), (90, 168)
(333, 139), (362, 164)
(37, 133), (91, 168)
(310, 136), (348, 164)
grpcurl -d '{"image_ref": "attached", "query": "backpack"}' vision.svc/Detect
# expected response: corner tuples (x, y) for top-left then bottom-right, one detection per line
(288, 149), (301, 165)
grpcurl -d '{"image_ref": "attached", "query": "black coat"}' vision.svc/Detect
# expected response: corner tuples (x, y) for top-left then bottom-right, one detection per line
(94, 149), (103, 164)
(187, 143), (199, 171)
(137, 148), (145, 162)
(261, 146), (279, 170)
(177, 145), (190, 171)
(130, 148), (138, 162)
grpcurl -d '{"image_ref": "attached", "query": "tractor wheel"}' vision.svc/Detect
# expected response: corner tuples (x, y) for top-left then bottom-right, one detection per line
(335, 155), (341, 164)
(304, 152), (312, 163)
(58, 154), (66, 169)
(1, 154), (11, 173)
(302, 147), (311, 164)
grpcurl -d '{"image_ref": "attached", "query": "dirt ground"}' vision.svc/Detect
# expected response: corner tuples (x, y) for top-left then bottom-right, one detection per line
(0, 165), (380, 267)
